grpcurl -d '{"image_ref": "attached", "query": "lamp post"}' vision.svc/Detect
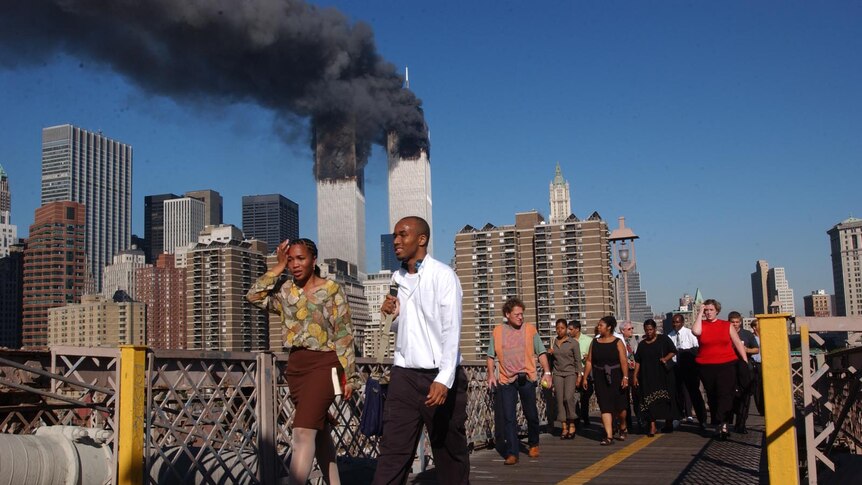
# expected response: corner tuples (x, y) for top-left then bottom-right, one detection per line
(609, 216), (639, 324)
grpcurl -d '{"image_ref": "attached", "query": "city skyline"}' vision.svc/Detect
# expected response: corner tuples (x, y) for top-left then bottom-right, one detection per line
(1, 2), (860, 316)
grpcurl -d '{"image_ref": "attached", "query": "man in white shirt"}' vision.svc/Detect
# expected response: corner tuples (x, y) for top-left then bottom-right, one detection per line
(667, 314), (707, 429)
(373, 216), (469, 485)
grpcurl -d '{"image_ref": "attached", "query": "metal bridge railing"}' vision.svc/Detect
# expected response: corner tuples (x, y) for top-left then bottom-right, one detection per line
(0, 346), (121, 484)
(0, 345), (624, 484)
(760, 314), (862, 485)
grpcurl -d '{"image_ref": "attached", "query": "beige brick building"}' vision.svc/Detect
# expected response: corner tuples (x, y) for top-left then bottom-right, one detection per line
(186, 231), (269, 352)
(454, 211), (614, 360)
(48, 294), (146, 347)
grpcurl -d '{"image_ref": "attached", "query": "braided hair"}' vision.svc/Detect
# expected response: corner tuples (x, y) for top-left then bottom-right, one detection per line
(288, 238), (322, 276)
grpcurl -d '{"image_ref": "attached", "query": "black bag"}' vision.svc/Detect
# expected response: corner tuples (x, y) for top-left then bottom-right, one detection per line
(735, 359), (752, 392)
(359, 377), (387, 437)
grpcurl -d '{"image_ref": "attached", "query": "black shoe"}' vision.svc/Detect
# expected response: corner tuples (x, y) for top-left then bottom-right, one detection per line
(735, 425), (748, 434)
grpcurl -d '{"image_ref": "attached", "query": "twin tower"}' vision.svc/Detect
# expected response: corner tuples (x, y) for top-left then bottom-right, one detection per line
(315, 126), (432, 274)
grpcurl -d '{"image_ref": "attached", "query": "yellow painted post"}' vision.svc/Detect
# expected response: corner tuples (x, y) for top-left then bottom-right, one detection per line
(118, 345), (147, 485)
(757, 313), (799, 485)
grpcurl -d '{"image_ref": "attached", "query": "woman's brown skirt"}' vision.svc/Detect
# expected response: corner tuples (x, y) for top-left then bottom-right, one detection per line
(285, 348), (340, 430)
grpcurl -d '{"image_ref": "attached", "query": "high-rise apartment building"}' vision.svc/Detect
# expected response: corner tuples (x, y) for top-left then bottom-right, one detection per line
(102, 246), (149, 300)
(186, 230), (269, 352)
(41, 125), (132, 292)
(144, 193), (179, 263)
(184, 190), (223, 227)
(535, 212), (615, 338)
(387, 131), (433, 256)
(751, 260), (769, 315)
(362, 270), (395, 358)
(549, 163), (572, 225)
(315, 120), (366, 273)
(22, 202), (87, 349)
(828, 217), (862, 316)
(454, 210), (614, 359)
(137, 253), (186, 349)
(163, 197), (206, 254)
(767, 267), (796, 316)
(241, 194), (299, 251)
(48, 294), (146, 347)
(380, 234), (400, 272)
(0, 243), (24, 348)
(803, 290), (834, 317)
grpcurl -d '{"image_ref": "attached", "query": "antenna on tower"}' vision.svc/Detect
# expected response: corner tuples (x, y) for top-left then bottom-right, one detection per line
(405, 66), (409, 89)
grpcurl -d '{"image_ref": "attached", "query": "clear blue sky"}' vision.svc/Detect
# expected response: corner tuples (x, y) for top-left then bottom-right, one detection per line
(1, 1), (860, 317)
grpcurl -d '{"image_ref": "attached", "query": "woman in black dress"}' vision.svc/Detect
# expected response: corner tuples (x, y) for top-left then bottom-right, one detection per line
(634, 319), (678, 436)
(582, 315), (629, 445)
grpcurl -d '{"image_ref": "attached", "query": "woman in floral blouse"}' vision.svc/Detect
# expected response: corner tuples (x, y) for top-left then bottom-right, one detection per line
(246, 238), (358, 485)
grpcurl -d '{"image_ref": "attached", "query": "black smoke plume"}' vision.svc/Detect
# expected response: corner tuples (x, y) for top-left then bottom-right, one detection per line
(0, 0), (429, 177)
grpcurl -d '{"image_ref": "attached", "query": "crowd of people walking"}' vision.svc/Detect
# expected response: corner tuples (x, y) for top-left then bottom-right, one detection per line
(248, 216), (762, 481)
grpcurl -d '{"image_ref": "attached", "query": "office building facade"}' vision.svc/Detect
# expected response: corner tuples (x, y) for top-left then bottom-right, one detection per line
(828, 217), (862, 316)
(803, 290), (834, 317)
(315, 119), (367, 274)
(0, 243), (24, 348)
(163, 197), (206, 254)
(22, 202), (87, 349)
(41, 125), (132, 291)
(387, 131), (433, 256)
(361, 270), (394, 358)
(102, 246), (149, 300)
(751, 260), (770, 315)
(380, 233), (400, 272)
(184, 190), (223, 227)
(144, 193), (179, 263)
(241, 194), (299, 251)
(767, 267), (796, 316)
(0, 163), (9, 213)
(0, 164), (15, 259)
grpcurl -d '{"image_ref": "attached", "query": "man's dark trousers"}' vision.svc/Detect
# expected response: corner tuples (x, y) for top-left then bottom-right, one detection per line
(498, 378), (540, 459)
(372, 366), (469, 485)
(677, 351), (706, 424)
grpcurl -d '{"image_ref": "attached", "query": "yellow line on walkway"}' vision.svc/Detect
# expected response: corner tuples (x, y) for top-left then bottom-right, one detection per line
(557, 435), (663, 485)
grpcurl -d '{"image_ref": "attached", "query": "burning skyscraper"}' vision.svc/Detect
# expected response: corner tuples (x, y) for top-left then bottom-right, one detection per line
(387, 130), (433, 256)
(315, 115), (368, 273)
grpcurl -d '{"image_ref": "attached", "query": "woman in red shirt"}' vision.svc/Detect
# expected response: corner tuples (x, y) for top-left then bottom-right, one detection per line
(692, 299), (748, 440)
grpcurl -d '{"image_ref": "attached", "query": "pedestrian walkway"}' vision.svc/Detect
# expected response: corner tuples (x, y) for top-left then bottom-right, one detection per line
(407, 414), (768, 484)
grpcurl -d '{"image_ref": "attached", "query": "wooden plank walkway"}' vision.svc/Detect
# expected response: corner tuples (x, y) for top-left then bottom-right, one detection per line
(407, 414), (768, 484)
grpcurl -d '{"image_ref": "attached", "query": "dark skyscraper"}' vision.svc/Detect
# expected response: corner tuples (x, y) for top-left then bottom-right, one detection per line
(0, 243), (24, 348)
(184, 189), (223, 227)
(144, 193), (179, 263)
(380, 233), (400, 271)
(241, 194), (299, 251)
